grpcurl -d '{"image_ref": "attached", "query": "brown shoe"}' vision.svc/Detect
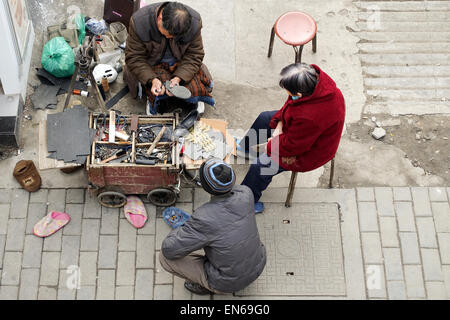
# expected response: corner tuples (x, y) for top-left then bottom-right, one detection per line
(184, 281), (214, 295)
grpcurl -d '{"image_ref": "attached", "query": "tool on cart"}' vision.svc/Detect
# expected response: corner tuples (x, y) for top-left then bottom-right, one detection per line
(146, 126), (167, 155)
(95, 113), (107, 141)
(100, 148), (130, 164)
(109, 110), (116, 142)
(130, 114), (138, 163)
(114, 114), (130, 141)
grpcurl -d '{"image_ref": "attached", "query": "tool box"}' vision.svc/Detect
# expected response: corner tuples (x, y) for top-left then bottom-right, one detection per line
(86, 112), (182, 207)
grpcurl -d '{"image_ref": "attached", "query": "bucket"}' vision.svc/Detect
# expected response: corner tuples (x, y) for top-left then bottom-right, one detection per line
(13, 160), (42, 192)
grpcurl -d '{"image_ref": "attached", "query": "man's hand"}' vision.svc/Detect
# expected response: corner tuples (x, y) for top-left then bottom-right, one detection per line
(164, 77), (182, 97)
(282, 156), (296, 165)
(151, 78), (165, 96)
(170, 76), (181, 88)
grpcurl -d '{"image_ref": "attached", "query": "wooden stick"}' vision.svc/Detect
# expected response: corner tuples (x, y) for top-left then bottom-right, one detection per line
(146, 126), (167, 155)
(108, 111), (116, 143)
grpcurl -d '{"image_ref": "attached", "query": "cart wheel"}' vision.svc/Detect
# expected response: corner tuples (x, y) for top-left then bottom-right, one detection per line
(98, 191), (127, 208)
(147, 188), (177, 207)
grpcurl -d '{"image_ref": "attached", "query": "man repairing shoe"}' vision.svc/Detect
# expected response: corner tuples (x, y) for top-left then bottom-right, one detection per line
(124, 1), (214, 115)
(159, 158), (267, 295)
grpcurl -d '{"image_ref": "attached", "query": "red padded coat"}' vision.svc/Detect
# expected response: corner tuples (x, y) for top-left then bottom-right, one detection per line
(266, 65), (346, 172)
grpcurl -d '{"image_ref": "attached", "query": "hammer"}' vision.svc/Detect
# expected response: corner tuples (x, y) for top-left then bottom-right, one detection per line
(146, 126), (167, 156)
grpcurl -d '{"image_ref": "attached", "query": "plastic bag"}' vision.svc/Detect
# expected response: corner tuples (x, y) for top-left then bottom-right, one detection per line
(41, 37), (75, 78)
(162, 207), (191, 229)
(86, 18), (107, 35)
(74, 14), (86, 45)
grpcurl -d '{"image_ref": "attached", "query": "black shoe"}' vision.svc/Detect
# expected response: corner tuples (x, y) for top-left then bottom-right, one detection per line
(180, 109), (199, 130)
(184, 281), (214, 295)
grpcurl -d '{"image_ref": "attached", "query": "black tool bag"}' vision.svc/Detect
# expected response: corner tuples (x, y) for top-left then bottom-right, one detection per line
(103, 0), (141, 29)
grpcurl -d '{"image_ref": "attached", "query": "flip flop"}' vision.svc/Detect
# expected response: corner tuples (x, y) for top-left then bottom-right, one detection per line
(33, 211), (71, 238)
(123, 196), (148, 229)
(164, 81), (192, 99)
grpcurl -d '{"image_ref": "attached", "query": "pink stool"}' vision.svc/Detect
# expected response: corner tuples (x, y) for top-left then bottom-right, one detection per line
(268, 11), (317, 64)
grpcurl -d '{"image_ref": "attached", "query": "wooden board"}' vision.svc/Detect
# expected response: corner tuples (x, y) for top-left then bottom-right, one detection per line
(183, 118), (236, 170)
(38, 120), (81, 170)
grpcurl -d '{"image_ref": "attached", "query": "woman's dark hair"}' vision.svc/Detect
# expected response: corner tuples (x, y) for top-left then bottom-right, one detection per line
(161, 2), (192, 37)
(279, 63), (319, 97)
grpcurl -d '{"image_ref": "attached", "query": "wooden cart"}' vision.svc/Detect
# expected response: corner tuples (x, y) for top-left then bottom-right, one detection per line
(39, 110), (236, 208)
(87, 113), (182, 208)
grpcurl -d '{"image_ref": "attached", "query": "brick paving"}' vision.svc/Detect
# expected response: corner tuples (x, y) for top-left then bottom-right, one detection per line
(356, 187), (450, 300)
(0, 187), (448, 300)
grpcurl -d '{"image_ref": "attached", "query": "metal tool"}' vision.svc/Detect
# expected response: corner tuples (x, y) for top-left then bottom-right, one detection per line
(95, 113), (107, 141)
(64, 36), (106, 111)
(146, 126), (167, 155)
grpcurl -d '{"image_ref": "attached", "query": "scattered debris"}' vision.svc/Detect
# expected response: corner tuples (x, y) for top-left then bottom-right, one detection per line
(423, 132), (437, 141)
(24, 115), (32, 120)
(372, 127), (386, 140)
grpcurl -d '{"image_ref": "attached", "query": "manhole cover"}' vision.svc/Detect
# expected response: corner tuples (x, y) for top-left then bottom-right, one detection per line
(236, 203), (346, 296)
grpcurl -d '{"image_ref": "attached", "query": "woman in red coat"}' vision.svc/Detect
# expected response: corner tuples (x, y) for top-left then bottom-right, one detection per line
(239, 63), (346, 213)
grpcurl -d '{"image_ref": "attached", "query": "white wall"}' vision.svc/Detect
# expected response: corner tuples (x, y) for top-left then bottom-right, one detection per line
(0, 0), (34, 103)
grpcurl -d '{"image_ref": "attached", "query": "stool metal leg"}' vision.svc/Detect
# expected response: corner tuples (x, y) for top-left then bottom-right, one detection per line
(285, 171), (298, 208)
(328, 157), (335, 189)
(294, 45), (304, 64)
(268, 26), (276, 58)
(312, 34), (317, 53)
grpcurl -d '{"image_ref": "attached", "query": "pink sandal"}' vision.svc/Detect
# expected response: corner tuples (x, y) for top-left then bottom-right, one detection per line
(33, 211), (71, 238)
(123, 196), (148, 229)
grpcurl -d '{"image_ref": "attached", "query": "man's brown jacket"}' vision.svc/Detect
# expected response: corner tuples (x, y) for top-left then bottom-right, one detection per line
(124, 2), (207, 97)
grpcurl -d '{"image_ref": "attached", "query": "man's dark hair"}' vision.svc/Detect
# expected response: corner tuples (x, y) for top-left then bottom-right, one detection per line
(162, 2), (192, 37)
(279, 63), (319, 97)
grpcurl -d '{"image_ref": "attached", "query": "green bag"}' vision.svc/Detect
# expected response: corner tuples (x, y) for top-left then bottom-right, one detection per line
(41, 37), (75, 78)
(74, 14), (86, 45)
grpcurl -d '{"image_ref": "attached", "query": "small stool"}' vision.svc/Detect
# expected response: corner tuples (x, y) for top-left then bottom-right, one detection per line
(285, 157), (335, 208)
(268, 11), (317, 64)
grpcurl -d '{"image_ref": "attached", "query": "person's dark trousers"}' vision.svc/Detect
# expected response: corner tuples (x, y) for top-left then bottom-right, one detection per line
(238, 110), (278, 157)
(242, 153), (287, 203)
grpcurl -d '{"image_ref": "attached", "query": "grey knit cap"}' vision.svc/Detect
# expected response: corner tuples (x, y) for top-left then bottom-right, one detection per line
(199, 158), (236, 195)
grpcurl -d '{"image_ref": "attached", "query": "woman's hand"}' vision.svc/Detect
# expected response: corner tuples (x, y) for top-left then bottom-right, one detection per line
(272, 121), (283, 138)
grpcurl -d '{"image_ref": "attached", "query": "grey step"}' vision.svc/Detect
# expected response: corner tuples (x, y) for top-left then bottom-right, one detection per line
(355, 1), (450, 12)
(358, 11), (450, 22)
(365, 101), (450, 115)
(366, 89), (450, 100)
(358, 42), (450, 54)
(364, 77), (450, 89)
(363, 66), (450, 78)
(355, 31), (450, 43)
(360, 53), (450, 66)
(356, 21), (450, 32)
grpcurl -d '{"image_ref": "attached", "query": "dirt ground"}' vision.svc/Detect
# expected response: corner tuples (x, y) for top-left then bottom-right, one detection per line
(322, 113), (450, 188)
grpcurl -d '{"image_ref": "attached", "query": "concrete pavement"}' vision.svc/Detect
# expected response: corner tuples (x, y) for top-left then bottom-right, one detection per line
(0, 0), (449, 301)
(0, 186), (449, 300)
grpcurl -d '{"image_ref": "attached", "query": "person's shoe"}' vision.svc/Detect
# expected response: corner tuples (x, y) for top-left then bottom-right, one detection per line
(254, 202), (264, 214)
(196, 101), (205, 115)
(234, 138), (255, 160)
(184, 281), (214, 295)
(180, 109), (199, 130)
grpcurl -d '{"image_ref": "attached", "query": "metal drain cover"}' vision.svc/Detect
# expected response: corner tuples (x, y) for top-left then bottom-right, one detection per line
(236, 203), (346, 297)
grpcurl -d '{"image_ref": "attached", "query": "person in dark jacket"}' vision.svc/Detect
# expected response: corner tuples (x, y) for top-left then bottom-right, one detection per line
(124, 1), (214, 115)
(238, 63), (346, 213)
(159, 158), (267, 295)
